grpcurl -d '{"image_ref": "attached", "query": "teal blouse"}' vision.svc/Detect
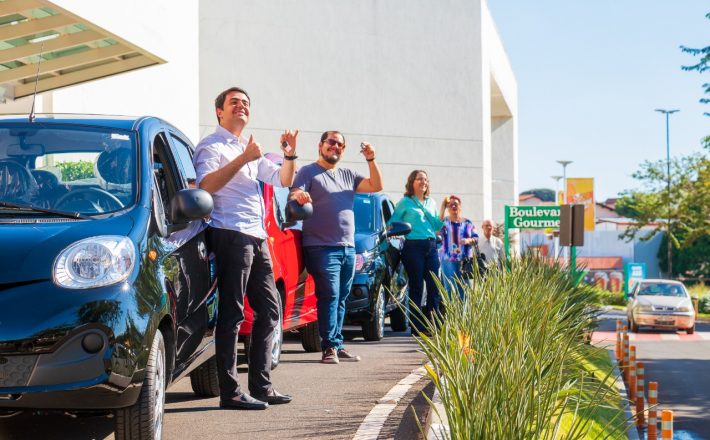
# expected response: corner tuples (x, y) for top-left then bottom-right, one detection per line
(389, 196), (443, 240)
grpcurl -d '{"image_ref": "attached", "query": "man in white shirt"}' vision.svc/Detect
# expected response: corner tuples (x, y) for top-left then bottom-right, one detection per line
(193, 86), (297, 410)
(479, 219), (505, 269)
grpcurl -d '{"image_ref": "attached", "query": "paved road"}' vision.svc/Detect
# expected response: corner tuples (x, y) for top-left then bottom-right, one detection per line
(0, 326), (429, 440)
(594, 310), (710, 440)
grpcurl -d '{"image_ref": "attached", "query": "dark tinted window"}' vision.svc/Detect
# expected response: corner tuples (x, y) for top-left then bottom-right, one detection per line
(354, 195), (375, 233)
(169, 134), (197, 188)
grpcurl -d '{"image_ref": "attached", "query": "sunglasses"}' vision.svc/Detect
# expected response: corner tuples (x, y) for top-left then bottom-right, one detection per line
(324, 139), (345, 148)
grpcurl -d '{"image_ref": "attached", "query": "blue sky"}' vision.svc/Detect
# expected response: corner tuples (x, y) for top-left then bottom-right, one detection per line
(487, 1), (709, 201)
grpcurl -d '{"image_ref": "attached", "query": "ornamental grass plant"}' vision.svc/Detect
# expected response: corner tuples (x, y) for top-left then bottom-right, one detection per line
(412, 256), (626, 439)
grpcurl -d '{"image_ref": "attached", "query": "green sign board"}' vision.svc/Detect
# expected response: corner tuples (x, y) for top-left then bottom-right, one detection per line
(505, 206), (560, 229)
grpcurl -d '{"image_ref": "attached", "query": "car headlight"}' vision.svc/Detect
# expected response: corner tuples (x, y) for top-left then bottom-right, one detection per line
(637, 305), (654, 312)
(355, 250), (375, 272)
(53, 236), (136, 289)
(676, 306), (691, 313)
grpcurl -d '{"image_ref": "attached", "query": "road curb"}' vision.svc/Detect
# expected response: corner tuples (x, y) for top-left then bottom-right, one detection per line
(607, 349), (640, 440)
(424, 385), (449, 440)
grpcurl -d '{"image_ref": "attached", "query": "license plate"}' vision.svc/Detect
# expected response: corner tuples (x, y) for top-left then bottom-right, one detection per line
(655, 318), (674, 325)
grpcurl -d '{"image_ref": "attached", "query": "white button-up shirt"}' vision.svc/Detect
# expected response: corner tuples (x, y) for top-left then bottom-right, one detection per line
(479, 235), (505, 267)
(193, 126), (283, 239)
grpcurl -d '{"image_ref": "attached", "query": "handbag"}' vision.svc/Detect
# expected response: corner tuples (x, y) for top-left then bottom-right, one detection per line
(460, 256), (476, 279)
(461, 240), (487, 279)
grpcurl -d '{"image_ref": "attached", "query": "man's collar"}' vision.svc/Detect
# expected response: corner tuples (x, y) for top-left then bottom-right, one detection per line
(215, 125), (246, 145)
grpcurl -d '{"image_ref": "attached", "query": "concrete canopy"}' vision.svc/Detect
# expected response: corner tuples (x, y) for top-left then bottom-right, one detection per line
(0, 0), (164, 101)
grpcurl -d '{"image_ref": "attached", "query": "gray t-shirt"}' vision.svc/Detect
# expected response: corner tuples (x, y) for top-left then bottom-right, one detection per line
(293, 163), (364, 247)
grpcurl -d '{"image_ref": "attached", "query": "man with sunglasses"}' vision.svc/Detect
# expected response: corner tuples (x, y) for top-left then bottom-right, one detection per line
(290, 131), (382, 364)
(194, 86), (297, 409)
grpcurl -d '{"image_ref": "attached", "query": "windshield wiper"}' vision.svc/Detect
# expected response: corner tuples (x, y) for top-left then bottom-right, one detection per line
(0, 201), (91, 220)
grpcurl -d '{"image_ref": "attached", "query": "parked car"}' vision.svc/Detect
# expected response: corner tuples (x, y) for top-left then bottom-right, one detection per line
(345, 193), (411, 341)
(627, 279), (696, 334)
(0, 114), (217, 439)
(239, 153), (320, 366)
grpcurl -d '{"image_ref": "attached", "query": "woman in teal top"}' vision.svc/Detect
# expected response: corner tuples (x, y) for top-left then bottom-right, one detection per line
(389, 170), (445, 334)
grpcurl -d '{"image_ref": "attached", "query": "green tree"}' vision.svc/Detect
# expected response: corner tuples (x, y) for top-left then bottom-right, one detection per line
(680, 11), (709, 147)
(617, 154), (710, 277)
(56, 160), (94, 181)
(520, 188), (556, 202)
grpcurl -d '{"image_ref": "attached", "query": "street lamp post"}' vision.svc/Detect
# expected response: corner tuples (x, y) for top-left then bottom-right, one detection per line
(557, 160), (573, 204)
(551, 175), (563, 205)
(655, 108), (679, 278)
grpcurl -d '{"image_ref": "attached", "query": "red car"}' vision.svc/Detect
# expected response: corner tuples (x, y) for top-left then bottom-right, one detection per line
(238, 154), (320, 368)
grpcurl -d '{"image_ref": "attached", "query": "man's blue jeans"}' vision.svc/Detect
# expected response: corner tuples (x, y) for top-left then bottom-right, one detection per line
(303, 246), (356, 351)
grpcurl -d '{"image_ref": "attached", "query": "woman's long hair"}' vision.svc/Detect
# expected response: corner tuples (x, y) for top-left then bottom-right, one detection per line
(404, 169), (429, 198)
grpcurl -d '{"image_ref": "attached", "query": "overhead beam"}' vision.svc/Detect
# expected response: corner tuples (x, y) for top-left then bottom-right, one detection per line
(0, 0), (44, 17)
(0, 14), (76, 41)
(0, 43), (133, 83)
(0, 30), (103, 64)
(14, 54), (157, 98)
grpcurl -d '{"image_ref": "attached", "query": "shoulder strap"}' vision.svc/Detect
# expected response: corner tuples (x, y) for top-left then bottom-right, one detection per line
(411, 197), (439, 229)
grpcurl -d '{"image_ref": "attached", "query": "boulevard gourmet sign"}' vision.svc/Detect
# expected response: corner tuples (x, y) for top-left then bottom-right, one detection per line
(505, 206), (560, 229)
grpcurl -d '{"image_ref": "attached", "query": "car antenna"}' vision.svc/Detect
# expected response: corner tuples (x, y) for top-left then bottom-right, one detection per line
(28, 41), (45, 123)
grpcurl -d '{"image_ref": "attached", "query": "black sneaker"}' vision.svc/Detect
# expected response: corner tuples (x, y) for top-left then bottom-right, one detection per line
(337, 348), (361, 362)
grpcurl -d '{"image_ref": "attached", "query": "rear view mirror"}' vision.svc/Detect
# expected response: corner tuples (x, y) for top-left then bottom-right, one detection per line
(285, 199), (313, 222)
(387, 221), (411, 237)
(170, 188), (213, 224)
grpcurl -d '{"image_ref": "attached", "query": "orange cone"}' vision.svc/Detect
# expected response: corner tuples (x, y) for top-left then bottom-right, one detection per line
(661, 410), (673, 440)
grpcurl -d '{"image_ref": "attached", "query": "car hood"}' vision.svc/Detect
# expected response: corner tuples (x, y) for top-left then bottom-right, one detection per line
(636, 296), (691, 308)
(354, 231), (378, 254)
(0, 215), (135, 284)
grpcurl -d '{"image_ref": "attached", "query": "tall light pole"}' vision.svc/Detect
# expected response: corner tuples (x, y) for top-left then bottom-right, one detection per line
(551, 175), (563, 204)
(655, 108), (679, 278)
(557, 160), (573, 204)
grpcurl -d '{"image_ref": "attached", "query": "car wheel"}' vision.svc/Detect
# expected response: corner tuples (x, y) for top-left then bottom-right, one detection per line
(115, 330), (166, 440)
(362, 286), (385, 341)
(270, 303), (284, 369)
(389, 298), (409, 332)
(189, 356), (219, 397)
(300, 321), (321, 352)
(687, 324), (695, 335)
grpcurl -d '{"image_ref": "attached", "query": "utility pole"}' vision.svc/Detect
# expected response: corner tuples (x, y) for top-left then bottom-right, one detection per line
(655, 109), (679, 278)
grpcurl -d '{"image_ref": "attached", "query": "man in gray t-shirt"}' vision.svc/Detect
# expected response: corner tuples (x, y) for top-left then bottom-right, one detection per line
(290, 130), (383, 364)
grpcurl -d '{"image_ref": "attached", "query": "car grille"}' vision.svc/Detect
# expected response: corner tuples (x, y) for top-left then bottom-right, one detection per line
(0, 355), (38, 388)
(654, 306), (675, 312)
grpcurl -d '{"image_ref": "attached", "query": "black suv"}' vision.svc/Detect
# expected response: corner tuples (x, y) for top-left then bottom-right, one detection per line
(346, 193), (410, 340)
(0, 115), (217, 439)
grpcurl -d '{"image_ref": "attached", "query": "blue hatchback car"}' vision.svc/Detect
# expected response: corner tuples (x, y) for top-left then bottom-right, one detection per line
(0, 114), (217, 439)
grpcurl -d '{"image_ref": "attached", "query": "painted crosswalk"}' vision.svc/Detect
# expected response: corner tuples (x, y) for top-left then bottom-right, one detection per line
(591, 331), (710, 344)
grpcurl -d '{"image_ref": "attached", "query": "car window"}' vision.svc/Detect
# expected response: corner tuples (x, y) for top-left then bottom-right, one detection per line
(382, 199), (393, 222)
(168, 134), (197, 189)
(638, 283), (687, 297)
(152, 133), (178, 225)
(0, 124), (137, 215)
(354, 195), (375, 233)
(273, 185), (301, 230)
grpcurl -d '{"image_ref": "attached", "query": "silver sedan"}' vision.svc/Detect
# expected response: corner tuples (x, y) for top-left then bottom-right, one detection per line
(627, 279), (696, 334)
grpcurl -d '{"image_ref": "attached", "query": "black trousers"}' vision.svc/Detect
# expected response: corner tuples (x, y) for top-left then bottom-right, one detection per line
(208, 227), (280, 398)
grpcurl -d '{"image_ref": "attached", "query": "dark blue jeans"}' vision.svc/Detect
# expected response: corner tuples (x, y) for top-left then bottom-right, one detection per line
(303, 246), (356, 351)
(401, 238), (441, 331)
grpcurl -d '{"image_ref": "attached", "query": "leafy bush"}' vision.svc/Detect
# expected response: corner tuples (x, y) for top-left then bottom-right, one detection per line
(56, 160), (94, 182)
(590, 287), (627, 307)
(410, 257), (625, 439)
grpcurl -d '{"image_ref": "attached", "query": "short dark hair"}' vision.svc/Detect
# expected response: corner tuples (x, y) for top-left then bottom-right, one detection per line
(319, 130), (345, 145)
(214, 87), (250, 123)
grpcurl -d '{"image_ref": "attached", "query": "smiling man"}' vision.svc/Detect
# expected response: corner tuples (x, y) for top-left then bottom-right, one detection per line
(193, 86), (297, 410)
(290, 131), (382, 364)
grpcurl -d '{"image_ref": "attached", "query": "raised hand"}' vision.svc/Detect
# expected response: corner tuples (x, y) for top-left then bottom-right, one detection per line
(360, 142), (376, 161)
(293, 190), (312, 205)
(280, 129), (299, 157)
(243, 134), (263, 162)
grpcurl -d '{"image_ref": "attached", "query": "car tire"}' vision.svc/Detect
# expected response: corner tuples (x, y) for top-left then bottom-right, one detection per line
(189, 356), (219, 397)
(389, 299), (409, 332)
(362, 286), (386, 341)
(687, 324), (695, 335)
(270, 301), (284, 369)
(300, 321), (321, 353)
(115, 330), (166, 440)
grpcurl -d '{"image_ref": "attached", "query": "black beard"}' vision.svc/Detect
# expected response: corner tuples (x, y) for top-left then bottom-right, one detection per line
(321, 152), (340, 165)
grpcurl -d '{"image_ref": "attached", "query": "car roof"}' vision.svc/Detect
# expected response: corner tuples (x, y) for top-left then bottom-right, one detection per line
(639, 279), (685, 285)
(0, 113), (149, 131)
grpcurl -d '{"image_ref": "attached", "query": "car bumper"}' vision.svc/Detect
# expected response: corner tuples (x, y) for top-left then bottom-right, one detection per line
(345, 273), (374, 320)
(0, 280), (150, 409)
(633, 312), (695, 329)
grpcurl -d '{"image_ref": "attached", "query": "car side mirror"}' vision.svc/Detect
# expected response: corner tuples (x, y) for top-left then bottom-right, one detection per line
(387, 221), (411, 237)
(170, 188), (213, 225)
(285, 199), (313, 222)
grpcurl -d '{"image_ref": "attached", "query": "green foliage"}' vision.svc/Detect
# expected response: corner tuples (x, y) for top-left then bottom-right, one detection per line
(591, 287), (627, 307)
(679, 11), (709, 146)
(521, 188), (556, 202)
(617, 154), (710, 276)
(409, 257), (625, 439)
(56, 160), (95, 182)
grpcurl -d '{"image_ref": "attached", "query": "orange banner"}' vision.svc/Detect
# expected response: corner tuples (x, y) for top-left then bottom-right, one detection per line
(566, 178), (595, 231)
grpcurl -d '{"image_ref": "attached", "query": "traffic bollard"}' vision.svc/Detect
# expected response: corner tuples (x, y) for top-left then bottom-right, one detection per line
(628, 346), (637, 399)
(636, 396), (645, 428)
(616, 320), (622, 360)
(623, 327), (629, 382)
(661, 410), (673, 440)
(648, 382), (658, 440)
(637, 361), (645, 400)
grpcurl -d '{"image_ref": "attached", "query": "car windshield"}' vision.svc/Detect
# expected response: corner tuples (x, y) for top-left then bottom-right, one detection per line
(638, 283), (686, 297)
(354, 195), (376, 233)
(0, 124), (137, 216)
